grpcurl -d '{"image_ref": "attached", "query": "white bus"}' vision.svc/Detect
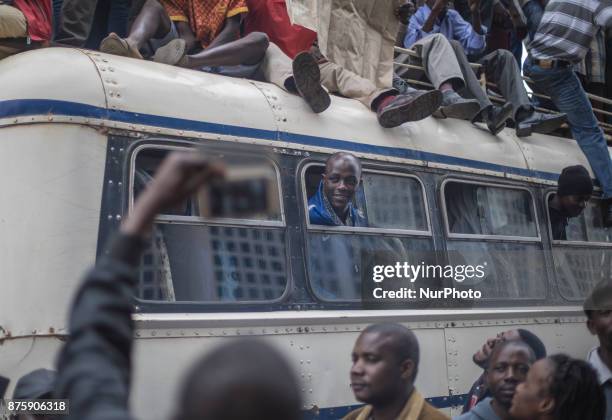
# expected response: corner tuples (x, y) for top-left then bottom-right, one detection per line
(0, 47), (610, 418)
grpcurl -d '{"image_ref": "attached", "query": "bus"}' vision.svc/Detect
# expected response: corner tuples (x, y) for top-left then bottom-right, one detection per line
(0, 47), (610, 418)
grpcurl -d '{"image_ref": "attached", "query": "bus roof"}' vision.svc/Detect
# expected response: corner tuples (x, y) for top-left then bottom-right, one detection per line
(0, 47), (606, 185)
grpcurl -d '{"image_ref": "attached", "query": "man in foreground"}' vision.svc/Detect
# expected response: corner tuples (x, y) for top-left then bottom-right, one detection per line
(53, 151), (302, 420)
(344, 323), (450, 420)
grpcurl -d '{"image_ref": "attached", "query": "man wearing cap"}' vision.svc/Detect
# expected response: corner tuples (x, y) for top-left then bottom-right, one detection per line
(548, 165), (593, 241)
(584, 279), (612, 420)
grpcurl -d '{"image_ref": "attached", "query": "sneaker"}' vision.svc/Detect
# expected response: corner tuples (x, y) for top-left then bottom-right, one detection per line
(376, 90), (443, 128)
(516, 112), (567, 137)
(292, 52), (331, 114)
(433, 90), (481, 121)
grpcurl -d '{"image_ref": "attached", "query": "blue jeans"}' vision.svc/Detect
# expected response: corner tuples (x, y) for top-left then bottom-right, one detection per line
(525, 61), (612, 198)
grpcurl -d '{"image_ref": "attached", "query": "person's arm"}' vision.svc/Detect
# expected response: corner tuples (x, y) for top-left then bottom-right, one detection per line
(594, 2), (612, 28)
(403, 7), (430, 47)
(469, 0), (483, 34)
(207, 14), (243, 50)
(422, 0), (448, 32)
(53, 152), (224, 420)
(451, 7), (487, 55)
(395, 1), (416, 47)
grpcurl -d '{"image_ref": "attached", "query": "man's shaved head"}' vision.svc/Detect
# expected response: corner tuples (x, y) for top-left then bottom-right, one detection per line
(325, 152), (362, 177)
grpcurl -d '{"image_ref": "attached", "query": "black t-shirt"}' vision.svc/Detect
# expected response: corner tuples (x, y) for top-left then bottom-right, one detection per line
(548, 196), (568, 241)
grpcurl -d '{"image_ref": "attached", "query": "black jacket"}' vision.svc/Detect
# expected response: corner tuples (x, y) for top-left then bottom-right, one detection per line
(54, 234), (145, 420)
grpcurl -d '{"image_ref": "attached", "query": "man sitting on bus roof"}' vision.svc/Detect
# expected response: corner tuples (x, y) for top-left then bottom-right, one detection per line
(584, 279), (612, 420)
(548, 165), (593, 241)
(344, 323), (450, 420)
(398, 0), (565, 137)
(100, 0), (330, 114)
(240, 0), (443, 128)
(308, 152), (368, 227)
(454, 339), (536, 420)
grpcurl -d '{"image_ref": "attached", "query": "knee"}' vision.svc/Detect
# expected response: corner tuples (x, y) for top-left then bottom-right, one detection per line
(145, 0), (164, 11)
(246, 31), (269, 52)
(429, 33), (449, 45)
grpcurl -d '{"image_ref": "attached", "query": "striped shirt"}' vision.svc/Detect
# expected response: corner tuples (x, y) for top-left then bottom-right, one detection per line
(529, 0), (612, 62)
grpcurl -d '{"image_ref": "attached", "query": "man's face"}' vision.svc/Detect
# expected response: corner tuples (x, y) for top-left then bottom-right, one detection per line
(350, 332), (411, 405)
(473, 329), (520, 367)
(486, 343), (532, 408)
(588, 309), (612, 351)
(559, 194), (589, 217)
(510, 359), (554, 419)
(322, 157), (360, 217)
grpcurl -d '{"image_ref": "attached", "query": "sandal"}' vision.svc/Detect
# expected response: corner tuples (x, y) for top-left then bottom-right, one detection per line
(153, 38), (188, 67)
(100, 32), (143, 59)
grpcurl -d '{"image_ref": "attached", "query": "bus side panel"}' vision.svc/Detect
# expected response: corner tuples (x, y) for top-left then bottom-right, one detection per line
(0, 124), (107, 366)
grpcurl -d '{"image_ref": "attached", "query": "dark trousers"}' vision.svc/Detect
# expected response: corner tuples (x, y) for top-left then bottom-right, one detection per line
(448, 41), (532, 118)
(55, 0), (130, 47)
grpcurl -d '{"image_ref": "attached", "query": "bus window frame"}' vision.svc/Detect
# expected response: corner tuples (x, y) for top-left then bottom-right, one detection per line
(300, 160), (434, 304)
(129, 143), (286, 228)
(301, 162), (433, 237)
(127, 141), (292, 307)
(440, 178), (542, 243)
(545, 190), (612, 248)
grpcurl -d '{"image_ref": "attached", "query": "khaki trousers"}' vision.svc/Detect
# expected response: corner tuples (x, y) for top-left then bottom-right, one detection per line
(0, 5), (27, 39)
(261, 42), (393, 110)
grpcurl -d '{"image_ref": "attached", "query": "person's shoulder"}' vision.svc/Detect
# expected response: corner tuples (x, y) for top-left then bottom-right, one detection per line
(451, 409), (476, 420)
(420, 401), (451, 420)
(343, 405), (368, 420)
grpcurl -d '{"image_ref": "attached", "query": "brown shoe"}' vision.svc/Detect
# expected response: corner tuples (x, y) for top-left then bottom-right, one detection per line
(376, 90), (442, 128)
(292, 52), (331, 114)
(100, 33), (143, 59)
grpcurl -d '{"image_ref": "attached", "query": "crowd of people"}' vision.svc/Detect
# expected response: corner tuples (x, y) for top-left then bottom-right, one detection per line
(0, 0), (611, 224)
(2, 149), (611, 420)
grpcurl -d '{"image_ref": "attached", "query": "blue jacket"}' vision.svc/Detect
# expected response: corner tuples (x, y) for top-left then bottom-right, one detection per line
(308, 181), (367, 227)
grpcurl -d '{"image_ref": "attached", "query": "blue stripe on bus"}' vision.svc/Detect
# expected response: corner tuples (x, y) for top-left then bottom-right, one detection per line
(0, 99), (561, 182)
(303, 394), (468, 419)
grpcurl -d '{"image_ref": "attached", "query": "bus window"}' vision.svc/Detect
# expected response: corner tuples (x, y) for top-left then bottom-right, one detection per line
(132, 146), (287, 303)
(442, 180), (546, 301)
(303, 164), (433, 301)
(549, 195), (612, 301)
(444, 181), (538, 238)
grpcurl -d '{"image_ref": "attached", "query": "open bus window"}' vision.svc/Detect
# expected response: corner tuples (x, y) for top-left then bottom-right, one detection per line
(303, 164), (433, 301)
(443, 181), (538, 238)
(134, 148), (282, 221)
(304, 164), (429, 231)
(549, 195), (612, 301)
(133, 147), (287, 303)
